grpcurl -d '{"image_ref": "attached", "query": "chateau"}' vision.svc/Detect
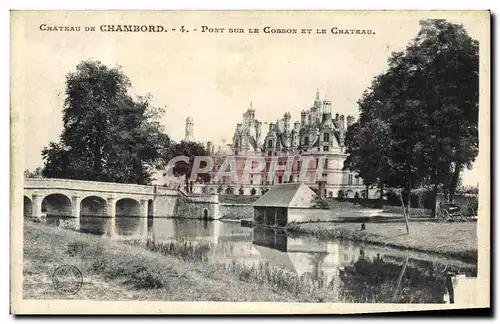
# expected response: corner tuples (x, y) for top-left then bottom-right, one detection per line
(205, 90), (368, 198)
(158, 90), (369, 199)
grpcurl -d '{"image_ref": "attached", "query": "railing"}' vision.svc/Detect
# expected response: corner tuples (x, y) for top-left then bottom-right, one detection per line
(24, 178), (156, 195)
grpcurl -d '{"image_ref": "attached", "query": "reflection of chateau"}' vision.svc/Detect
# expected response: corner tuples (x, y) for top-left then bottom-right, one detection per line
(252, 228), (378, 289)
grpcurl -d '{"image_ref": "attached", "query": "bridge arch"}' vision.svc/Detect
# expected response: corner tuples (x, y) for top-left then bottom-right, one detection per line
(345, 190), (355, 199)
(147, 199), (154, 218)
(42, 193), (72, 216)
(24, 195), (32, 217)
(81, 196), (107, 217)
(116, 198), (141, 217)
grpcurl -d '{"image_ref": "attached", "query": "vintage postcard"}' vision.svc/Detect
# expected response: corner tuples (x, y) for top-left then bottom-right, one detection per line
(10, 10), (490, 314)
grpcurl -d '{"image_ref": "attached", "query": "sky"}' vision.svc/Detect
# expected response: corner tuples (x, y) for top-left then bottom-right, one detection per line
(12, 11), (488, 187)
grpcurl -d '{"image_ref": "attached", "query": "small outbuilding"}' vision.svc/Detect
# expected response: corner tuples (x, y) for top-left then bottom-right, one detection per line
(252, 183), (319, 227)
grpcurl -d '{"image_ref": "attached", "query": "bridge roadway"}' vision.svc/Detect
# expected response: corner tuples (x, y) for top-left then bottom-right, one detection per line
(23, 178), (179, 218)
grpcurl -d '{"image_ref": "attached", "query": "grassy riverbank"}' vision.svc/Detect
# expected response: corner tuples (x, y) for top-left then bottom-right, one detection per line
(23, 221), (333, 302)
(287, 221), (477, 262)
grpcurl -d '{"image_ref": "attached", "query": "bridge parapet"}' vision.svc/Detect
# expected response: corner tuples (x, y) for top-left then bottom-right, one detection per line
(24, 178), (156, 195)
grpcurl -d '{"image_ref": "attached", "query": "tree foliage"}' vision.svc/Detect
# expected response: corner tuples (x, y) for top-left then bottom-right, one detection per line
(344, 19), (479, 211)
(42, 60), (170, 185)
(165, 140), (210, 187)
(24, 167), (43, 178)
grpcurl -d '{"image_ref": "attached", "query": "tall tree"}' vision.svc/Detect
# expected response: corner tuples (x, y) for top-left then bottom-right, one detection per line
(164, 140), (210, 191)
(42, 60), (170, 185)
(344, 19), (479, 214)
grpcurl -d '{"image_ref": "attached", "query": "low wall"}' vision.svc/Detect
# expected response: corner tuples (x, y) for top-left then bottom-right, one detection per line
(219, 203), (253, 220)
(383, 205), (432, 217)
(174, 192), (220, 220)
(288, 208), (335, 223)
(152, 195), (178, 217)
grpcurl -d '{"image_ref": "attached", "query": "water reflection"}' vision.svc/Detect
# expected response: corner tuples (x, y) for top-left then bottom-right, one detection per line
(44, 216), (477, 304)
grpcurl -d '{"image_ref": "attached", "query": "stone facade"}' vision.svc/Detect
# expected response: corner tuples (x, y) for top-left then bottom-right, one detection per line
(210, 90), (366, 198)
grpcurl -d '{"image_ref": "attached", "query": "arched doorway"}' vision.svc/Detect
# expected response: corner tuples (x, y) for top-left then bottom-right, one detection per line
(81, 196), (107, 217)
(42, 193), (72, 216)
(23, 195), (32, 217)
(115, 198), (140, 217)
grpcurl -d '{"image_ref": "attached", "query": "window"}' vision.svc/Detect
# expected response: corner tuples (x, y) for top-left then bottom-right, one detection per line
(278, 175), (283, 184)
(235, 150), (238, 155)
(348, 174), (353, 185)
(323, 133), (330, 142)
(325, 158), (329, 169)
(250, 174), (253, 185)
(304, 136), (309, 146)
(267, 151), (272, 156)
(268, 139), (273, 147)
(316, 158), (319, 168)
(324, 146), (329, 151)
(297, 161), (301, 171)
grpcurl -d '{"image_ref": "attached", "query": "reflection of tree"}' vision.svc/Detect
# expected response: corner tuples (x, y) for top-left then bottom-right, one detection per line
(338, 255), (449, 303)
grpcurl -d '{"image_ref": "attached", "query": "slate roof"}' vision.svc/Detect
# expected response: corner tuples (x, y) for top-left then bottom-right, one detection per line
(252, 183), (317, 208)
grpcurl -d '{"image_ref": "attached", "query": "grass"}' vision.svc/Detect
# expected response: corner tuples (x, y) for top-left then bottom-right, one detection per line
(219, 195), (260, 204)
(286, 221), (477, 262)
(126, 239), (336, 302)
(23, 221), (337, 302)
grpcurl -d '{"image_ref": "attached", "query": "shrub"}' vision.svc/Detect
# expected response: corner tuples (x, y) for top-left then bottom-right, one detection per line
(250, 188), (257, 196)
(66, 240), (89, 257)
(385, 190), (401, 206)
(311, 196), (329, 209)
(468, 196), (478, 215)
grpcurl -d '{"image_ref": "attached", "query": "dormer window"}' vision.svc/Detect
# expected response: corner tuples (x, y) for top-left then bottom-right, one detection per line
(268, 139), (273, 147)
(323, 133), (330, 142)
(304, 136), (309, 146)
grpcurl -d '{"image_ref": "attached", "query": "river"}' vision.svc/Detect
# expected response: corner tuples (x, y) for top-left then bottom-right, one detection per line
(45, 216), (478, 304)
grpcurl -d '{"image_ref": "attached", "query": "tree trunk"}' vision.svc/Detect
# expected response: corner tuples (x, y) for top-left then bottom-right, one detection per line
(431, 183), (440, 218)
(406, 170), (411, 216)
(449, 163), (463, 202)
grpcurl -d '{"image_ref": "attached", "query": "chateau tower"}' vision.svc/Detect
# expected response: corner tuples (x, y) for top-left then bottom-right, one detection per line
(314, 88), (322, 110)
(184, 117), (195, 142)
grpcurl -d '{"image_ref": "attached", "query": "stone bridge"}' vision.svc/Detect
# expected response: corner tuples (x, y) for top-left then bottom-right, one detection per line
(23, 178), (179, 218)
